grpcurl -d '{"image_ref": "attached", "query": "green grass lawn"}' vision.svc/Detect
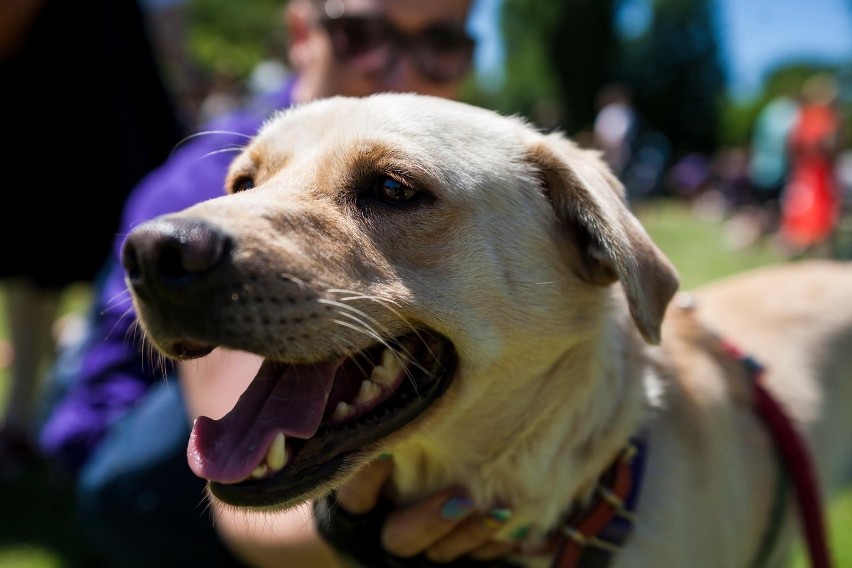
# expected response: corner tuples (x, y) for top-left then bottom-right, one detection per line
(0, 198), (850, 567)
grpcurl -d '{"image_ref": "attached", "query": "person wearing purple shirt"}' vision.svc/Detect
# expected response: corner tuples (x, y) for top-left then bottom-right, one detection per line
(40, 83), (293, 475)
(38, 82), (295, 568)
(37, 1), (504, 567)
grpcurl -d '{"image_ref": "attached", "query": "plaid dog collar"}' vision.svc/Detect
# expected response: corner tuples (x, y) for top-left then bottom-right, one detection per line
(549, 436), (648, 568)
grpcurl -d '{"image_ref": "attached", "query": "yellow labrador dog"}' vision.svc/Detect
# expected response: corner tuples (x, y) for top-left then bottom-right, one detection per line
(121, 94), (852, 567)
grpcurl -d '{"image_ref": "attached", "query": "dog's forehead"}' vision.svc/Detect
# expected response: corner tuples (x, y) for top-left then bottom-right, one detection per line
(252, 94), (528, 161)
(230, 94), (540, 200)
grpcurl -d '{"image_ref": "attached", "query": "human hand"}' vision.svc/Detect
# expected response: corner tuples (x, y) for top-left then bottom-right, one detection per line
(315, 455), (521, 567)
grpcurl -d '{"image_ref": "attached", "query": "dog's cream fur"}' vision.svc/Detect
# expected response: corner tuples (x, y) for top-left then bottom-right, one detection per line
(125, 94), (852, 567)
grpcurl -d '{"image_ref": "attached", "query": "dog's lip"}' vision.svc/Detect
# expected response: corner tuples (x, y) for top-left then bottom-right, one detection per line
(168, 338), (216, 359)
(195, 331), (457, 508)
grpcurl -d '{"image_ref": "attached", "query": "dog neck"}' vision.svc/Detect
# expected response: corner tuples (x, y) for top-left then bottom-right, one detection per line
(390, 289), (653, 547)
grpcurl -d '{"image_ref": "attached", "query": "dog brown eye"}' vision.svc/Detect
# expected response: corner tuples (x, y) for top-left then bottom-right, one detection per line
(232, 176), (255, 193)
(375, 177), (416, 202)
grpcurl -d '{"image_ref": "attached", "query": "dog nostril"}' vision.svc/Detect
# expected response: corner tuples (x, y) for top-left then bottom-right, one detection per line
(121, 241), (142, 282)
(173, 222), (229, 275)
(157, 245), (191, 280)
(122, 217), (230, 291)
(155, 237), (226, 281)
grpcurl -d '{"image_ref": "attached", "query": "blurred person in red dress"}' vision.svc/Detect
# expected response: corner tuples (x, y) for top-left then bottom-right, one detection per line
(779, 72), (845, 257)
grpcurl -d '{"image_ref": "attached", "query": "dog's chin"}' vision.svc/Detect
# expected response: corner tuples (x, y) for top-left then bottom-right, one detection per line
(177, 330), (457, 509)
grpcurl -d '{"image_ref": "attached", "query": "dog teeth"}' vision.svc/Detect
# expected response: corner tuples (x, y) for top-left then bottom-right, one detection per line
(332, 401), (356, 421)
(381, 348), (397, 369)
(354, 380), (382, 406)
(266, 432), (287, 472)
(247, 433), (289, 480)
(330, 350), (405, 425)
(371, 365), (395, 386)
(371, 349), (402, 386)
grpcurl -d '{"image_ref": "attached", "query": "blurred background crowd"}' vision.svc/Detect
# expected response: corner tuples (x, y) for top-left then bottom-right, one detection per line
(151, 0), (852, 258)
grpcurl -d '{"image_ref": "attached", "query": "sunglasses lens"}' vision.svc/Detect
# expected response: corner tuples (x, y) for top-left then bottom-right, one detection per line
(325, 17), (387, 59)
(322, 16), (474, 83)
(417, 27), (474, 83)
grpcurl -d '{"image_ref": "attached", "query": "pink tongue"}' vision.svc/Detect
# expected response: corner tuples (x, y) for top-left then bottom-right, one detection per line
(187, 359), (340, 483)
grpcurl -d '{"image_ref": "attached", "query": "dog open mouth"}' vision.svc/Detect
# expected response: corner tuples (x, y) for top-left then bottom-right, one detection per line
(184, 331), (457, 508)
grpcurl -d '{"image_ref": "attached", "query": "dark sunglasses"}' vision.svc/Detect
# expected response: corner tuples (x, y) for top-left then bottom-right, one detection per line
(319, 15), (475, 84)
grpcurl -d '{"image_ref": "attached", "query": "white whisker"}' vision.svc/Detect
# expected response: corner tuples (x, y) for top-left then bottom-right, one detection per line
(323, 292), (442, 374)
(278, 272), (312, 297)
(328, 318), (424, 396)
(170, 129), (253, 157)
(331, 333), (374, 378)
(104, 288), (133, 310)
(330, 318), (386, 346)
(107, 305), (138, 341)
(198, 146), (246, 162)
(332, 311), (427, 376)
(327, 289), (403, 308)
(319, 299), (392, 335)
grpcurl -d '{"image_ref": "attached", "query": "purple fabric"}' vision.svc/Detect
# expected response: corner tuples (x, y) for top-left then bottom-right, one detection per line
(39, 80), (297, 473)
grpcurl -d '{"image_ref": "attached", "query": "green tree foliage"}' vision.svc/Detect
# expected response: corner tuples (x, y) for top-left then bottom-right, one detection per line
(488, 0), (725, 157)
(483, 0), (616, 133)
(614, 0), (725, 155)
(188, 0), (287, 80)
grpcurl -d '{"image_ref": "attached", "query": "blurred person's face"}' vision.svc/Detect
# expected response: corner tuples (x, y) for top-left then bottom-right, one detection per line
(288, 0), (473, 102)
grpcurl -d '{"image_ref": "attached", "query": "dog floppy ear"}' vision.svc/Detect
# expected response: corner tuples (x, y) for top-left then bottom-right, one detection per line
(527, 132), (679, 344)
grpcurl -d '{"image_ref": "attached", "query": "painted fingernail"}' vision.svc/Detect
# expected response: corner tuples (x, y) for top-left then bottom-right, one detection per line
(441, 495), (474, 520)
(377, 452), (393, 461)
(484, 507), (512, 529)
(510, 525), (531, 541)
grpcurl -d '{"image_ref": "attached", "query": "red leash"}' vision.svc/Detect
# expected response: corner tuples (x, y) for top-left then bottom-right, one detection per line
(720, 340), (833, 568)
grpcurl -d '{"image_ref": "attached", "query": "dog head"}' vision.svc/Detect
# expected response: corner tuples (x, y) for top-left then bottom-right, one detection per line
(122, 93), (678, 509)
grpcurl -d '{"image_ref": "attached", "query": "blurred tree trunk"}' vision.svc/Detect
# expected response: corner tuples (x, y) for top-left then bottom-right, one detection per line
(547, 0), (617, 134)
(495, 0), (616, 134)
(494, 0), (723, 155)
(615, 0), (724, 155)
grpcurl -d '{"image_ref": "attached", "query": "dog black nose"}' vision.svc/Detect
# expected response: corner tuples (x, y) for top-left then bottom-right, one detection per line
(122, 217), (230, 296)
